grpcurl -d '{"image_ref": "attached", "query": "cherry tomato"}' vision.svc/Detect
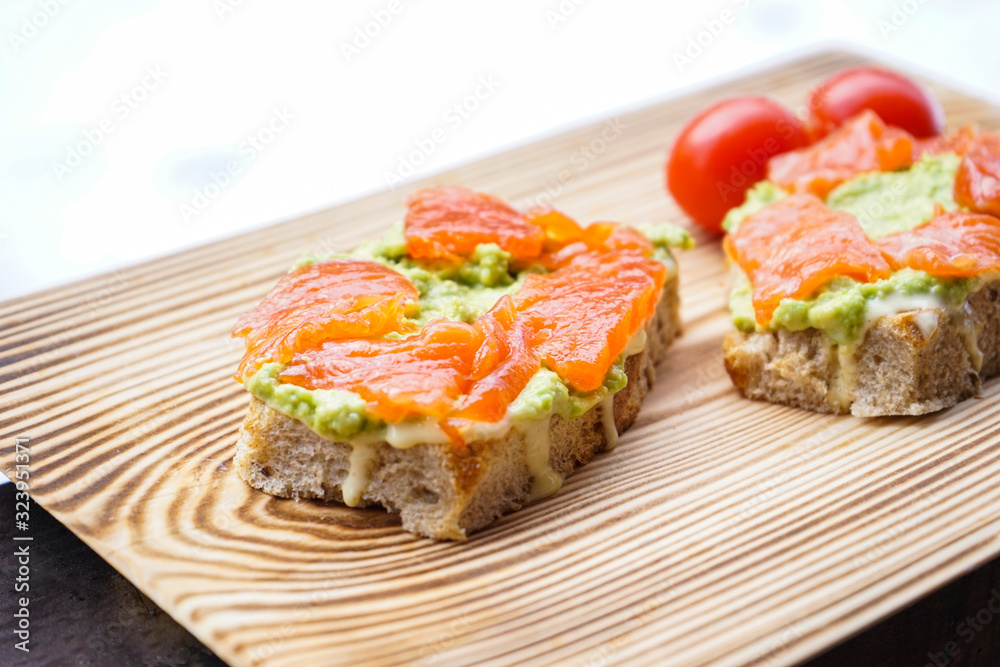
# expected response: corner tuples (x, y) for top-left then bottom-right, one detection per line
(807, 66), (944, 140)
(666, 97), (809, 235)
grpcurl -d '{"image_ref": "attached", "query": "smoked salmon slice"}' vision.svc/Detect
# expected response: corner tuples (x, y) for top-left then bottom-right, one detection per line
(232, 260), (419, 380)
(878, 211), (1000, 277)
(768, 111), (916, 199)
(278, 320), (479, 422)
(526, 208), (656, 269)
(273, 251), (666, 420)
(725, 194), (892, 326)
(452, 296), (543, 423)
(236, 201), (674, 431)
(278, 296), (542, 426)
(405, 186), (545, 261)
(954, 134), (1000, 218)
(514, 252), (667, 392)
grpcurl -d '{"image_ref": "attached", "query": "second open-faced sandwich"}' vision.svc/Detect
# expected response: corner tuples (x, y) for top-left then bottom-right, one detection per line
(722, 112), (1000, 416)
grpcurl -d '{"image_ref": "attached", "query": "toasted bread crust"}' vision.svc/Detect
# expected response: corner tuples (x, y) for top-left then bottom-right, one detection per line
(724, 281), (1000, 416)
(234, 273), (680, 540)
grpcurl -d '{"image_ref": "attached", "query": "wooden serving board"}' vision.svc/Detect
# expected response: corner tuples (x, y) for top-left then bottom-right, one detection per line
(4, 51), (1000, 667)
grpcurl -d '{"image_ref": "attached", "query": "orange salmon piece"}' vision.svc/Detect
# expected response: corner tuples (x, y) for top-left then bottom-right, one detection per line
(953, 133), (1000, 218)
(280, 299), (541, 425)
(725, 194), (892, 326)
(232, 260), (418, 380)
(452, 296), (543, 423)
(877, 211), (1000, 277)
(278, 320), (479, 422)
(238, 197), (674, 430)
(527, 208), (656, 269)
(405, 186), (545, 260)
(526, 208), (585, 249)
(514, 252), (667, 392)
(768, 110), (916, 199)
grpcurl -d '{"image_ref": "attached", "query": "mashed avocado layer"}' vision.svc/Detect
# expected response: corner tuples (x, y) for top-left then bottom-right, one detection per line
(826, 153), (961, 238)
(721, 181), (789, 233)
(727, 152), (976, 344)
(247, 363), (383, 440)
(247, 222), (688, 442)
(730, 267), (975, 345)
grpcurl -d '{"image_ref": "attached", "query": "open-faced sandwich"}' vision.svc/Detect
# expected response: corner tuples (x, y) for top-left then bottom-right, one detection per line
(723, 115), (1000, 415)
(667, 66), (1000, 416)
(231, 186), (691, 539)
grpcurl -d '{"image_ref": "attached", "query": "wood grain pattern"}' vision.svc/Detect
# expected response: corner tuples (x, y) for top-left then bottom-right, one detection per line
(3, 50), (1000, 667)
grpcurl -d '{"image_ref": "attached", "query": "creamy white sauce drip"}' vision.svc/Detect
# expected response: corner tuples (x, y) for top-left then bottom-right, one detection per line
(626, 329), (648, 356)
(600, 395), (618, 450)
(524, 416), (562, 501)
(828, 293), (954, 411)
(384, 420), (451, 448)
(912, 310), (940, 339)
(337, 326), (650, 506)
(955, 302), (984, 372)
(342, 443), (377, 507)
(827, 345), (858, 412)
(862, 293), (945, 330)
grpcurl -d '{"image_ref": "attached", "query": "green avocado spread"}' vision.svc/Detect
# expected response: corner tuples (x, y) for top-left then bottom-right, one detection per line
(727, 152), (980, 344)
(247, 221), (689, 442)
(826, 152), (961, 238)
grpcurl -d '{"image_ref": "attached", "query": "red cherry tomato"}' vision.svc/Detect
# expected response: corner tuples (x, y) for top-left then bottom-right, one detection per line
(666, 97), (809, 235)
(807, 66), (944, 140)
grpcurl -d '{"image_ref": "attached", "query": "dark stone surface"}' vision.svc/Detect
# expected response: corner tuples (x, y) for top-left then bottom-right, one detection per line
(3, 480), (1000, 667)
(801, 559), (1000, 667)
(0, 483), (227, 666)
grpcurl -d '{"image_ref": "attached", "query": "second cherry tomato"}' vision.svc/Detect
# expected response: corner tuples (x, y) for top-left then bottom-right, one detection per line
(807, 66), (944, 139)
(666, 96), (809, 235)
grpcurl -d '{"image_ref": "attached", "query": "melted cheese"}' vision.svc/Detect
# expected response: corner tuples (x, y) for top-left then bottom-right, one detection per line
(384, 420), (451, 448)
(912, 310), (940, 339)
(828, 293), (950, 411)
(457, 419), (510, 443)
(523, 416), (562, 501)
(336, 322), (651, 504)
(862, 293), (946, 329)
(342, 442), (377, 507)
(827, 344), (858, 412)
(626, 329), (648, 356)
(954, 302), (984, 372)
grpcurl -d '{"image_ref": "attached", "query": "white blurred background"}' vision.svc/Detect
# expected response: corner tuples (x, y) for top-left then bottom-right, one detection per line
(2, 0), (999, 301)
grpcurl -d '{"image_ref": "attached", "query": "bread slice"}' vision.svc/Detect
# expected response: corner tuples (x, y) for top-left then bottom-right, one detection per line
(234, 273), (680, 540)
(724, 280), (1000, 416)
